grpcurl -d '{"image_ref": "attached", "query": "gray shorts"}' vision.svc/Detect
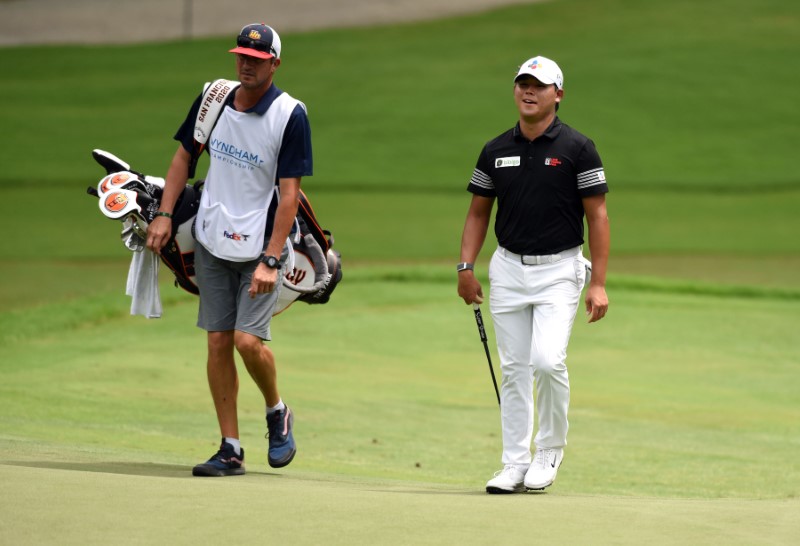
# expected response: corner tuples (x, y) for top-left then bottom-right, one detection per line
(194, 242), (284, 340)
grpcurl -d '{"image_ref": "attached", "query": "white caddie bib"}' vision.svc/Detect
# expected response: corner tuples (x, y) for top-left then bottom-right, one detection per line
(195, 92), (304, 261)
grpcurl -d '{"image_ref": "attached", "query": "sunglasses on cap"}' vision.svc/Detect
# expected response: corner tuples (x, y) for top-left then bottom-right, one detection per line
(236, 35), (277, 57)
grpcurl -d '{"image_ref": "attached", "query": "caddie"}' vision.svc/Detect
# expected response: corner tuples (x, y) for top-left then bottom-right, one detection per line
(146, 23), (313, 476)
(457, 55), (610, 493)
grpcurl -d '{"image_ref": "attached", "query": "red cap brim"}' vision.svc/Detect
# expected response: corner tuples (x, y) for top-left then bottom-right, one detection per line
(229, 47), (274, 59)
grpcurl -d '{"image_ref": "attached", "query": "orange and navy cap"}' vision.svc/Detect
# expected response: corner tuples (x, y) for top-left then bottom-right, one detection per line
(229, 23), (281, 60)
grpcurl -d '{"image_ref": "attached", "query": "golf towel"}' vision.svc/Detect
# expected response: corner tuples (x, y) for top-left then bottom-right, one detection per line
(126, 249), (162, 318)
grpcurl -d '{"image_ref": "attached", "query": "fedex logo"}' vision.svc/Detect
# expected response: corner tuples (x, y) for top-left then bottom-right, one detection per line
(223, 230), (250, 241)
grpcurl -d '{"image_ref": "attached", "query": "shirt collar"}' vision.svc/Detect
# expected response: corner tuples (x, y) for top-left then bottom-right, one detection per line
(513, 116), (562, 141)
(228, 83), (283, 115)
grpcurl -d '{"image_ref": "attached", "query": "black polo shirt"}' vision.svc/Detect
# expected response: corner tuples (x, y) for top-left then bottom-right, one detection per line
(468, 117), (608, 255)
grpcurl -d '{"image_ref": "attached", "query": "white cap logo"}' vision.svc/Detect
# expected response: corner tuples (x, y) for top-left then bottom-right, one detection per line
(515, 56), (564, 89)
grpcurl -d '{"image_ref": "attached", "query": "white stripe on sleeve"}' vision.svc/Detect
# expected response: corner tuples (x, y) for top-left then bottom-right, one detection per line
(470, 168), (494, 191)
(577, 167), (606, 190)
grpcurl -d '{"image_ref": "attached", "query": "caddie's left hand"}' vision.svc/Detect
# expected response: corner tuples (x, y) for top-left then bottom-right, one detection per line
(146, 216), (172, 255)
(585, 284), (608, 323)
(249, 263), (279, 298)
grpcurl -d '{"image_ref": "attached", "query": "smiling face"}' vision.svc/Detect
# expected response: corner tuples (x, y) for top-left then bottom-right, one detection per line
(514, 75), (563, 122)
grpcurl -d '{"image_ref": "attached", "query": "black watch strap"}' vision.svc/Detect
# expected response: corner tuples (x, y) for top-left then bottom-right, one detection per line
(456, 262), (474, 272)
(260, 255), (280, 268)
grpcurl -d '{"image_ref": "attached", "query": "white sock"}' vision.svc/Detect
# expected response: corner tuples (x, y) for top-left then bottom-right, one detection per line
(267, 399), (286, 415)
(224, 437), (241, 456)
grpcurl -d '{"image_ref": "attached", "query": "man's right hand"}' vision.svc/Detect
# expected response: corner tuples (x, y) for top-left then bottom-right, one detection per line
(457, 271), (484, 306)
(146, 216), (172, 255)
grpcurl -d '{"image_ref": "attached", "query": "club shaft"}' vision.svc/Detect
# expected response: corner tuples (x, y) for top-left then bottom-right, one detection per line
(473, 305), (500, 406)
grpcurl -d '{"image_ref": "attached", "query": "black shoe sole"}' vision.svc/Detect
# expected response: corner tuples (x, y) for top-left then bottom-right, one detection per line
(192, 464), (246, 477)
(486, 485), (524, 494)
(268, 448), (296, 468)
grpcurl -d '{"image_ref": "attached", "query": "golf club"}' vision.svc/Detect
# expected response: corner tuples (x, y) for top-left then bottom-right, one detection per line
(472, 303), (500, 406)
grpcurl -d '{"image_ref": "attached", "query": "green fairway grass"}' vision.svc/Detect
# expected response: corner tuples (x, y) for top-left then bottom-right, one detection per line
(1, 0), (799, 543)
(2, 464), (797, 545)
(1, 277), (798, 543)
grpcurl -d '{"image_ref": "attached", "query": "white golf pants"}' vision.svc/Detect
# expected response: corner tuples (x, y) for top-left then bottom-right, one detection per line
(488, 246), (587, 466)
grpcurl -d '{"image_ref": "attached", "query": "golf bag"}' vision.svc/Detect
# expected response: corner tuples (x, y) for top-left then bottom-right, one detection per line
(87, 149), (342, 315)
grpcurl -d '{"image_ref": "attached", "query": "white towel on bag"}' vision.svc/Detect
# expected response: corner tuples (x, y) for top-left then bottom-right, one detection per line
(126, 249), (162, 318)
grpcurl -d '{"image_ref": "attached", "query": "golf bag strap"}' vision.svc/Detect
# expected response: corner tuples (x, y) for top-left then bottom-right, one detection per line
(189, 78), (240, 179)
(297, 190), (331, 253)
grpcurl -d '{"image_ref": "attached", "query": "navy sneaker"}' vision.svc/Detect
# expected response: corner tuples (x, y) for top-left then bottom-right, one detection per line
(266, 406), (296, 468)
(192, 439), (245, 477)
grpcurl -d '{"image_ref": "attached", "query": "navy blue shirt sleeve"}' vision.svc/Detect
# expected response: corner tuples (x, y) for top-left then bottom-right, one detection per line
(277, 104), (313, 179)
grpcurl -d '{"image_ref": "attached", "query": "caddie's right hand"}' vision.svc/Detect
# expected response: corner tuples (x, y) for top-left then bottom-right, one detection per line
(146, 216), (172, 255)
(457, 271), (484, 306)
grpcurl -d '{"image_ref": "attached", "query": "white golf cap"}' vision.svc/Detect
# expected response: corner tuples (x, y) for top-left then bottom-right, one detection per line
(514, 56), (563, 89)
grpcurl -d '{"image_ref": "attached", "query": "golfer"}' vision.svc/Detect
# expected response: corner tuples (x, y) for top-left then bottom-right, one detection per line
(457, 56), (610, 493)
(147, 23), (312, 476)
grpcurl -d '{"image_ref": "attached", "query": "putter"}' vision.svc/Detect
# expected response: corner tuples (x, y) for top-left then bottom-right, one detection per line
(472, 303), (500, 406)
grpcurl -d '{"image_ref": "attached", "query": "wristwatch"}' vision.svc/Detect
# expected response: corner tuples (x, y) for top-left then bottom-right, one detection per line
(456, 262), (474, 272)
(260, 255), (280, 269)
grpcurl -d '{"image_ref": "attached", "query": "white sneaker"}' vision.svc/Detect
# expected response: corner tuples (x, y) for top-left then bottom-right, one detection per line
(486, 464), (527, 494)
(524, 448), (564, 490)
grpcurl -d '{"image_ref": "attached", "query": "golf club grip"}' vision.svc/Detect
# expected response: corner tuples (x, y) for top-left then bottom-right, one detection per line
(473, 306), (488, 343)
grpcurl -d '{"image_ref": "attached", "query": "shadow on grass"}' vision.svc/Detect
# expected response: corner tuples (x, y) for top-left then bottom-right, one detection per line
(4, 460), (299, 480)
(4, 460), (192, 479)
(367, 487), (550, 497)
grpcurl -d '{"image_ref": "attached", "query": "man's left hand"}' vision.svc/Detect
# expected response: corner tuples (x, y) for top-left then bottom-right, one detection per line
(249, 263), (279, 298)
(585, 284), (608, 323)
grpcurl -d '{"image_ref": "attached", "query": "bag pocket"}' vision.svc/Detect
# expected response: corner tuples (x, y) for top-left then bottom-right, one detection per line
(199, 201), (267, 261)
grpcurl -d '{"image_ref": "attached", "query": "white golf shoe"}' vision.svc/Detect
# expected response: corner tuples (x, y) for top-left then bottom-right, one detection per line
(486, 464), (527, 494)
(524, 448), (564, 490)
